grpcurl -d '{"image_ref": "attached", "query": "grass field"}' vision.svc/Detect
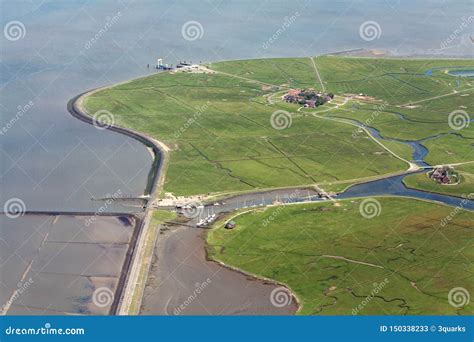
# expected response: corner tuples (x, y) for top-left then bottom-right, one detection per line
(313, 57), (474, 105)
(207, 198), (474, 315)
(319, 92), (474, 165)
(84, 56), (474, 197)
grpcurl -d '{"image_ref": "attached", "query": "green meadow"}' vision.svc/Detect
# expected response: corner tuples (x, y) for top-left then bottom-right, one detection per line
(207, 198), (474, 315)
(84, 56), (473, 196)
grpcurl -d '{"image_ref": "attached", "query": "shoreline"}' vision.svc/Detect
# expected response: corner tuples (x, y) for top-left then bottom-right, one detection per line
(204, 50), (474, 67)
(205, 214), (301, 313)
(67, 53), (473, 315)
(67, 88), (168, 315)
(139, 221), (298, 315)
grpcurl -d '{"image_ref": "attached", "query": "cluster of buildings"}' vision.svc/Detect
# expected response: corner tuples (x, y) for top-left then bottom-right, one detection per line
(154, 59), (200, 71)
(429, 166), (459, 184)
(283, 88), (334, 108)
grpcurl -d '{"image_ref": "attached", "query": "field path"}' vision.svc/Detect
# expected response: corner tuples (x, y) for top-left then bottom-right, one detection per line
(298, 93), (414, 170)
(310, 57), (326, 92)
(212, 69), (285, 88)
(401, 87), (474, 106)
(321, 255), (384, 269)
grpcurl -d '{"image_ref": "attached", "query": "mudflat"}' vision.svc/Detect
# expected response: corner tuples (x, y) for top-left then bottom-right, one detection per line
(140, 223), (297, 315)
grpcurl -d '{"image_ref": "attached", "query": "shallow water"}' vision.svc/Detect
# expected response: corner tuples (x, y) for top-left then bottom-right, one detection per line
(338, 173), (474, 210)
(448, 69), (474, 77)
(206, 178), (474, 215)
(0, 214), (135, 315)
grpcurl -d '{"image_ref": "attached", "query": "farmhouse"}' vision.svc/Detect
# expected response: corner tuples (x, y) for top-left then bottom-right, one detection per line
(429, 166), (459, 184)
(283, 88), (333, 108)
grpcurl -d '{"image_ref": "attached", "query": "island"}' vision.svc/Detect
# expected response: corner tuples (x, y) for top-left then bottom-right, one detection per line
(81, 54), (474, 315)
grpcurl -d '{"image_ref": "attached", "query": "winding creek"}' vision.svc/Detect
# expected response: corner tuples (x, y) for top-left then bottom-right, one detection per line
(197, 172), (474, 216)
(334, 115), (432, 167)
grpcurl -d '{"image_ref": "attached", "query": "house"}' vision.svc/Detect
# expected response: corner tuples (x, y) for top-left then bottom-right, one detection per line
(430, 166), (457, 184)
(225, 220), (236, 229)
(287, 89), (300, 97)
(282, 88), (332, 108)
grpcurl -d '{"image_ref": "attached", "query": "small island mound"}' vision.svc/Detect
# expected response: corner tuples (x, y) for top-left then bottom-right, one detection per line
(283, 88), (334, 108)
(429, 166), (459, 185)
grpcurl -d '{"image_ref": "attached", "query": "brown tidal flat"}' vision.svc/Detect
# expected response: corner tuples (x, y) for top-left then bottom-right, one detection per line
(0, 213), (137, 315)
(140, 222), (297, 315)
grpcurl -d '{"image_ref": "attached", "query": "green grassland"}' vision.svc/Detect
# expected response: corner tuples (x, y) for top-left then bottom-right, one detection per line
(404, 164), (474, 198)
(151, 209), (177, 224)
(207, 198), (474, 315)
(84, 56), (473, 196)
(313, 57), (474, 104)
(323, 91), (474, 141)
(208, 57), (318, 88)
(317, 92), (474, 165)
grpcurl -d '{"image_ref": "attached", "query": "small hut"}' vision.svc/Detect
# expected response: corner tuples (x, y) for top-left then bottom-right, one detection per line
(225, 220), (236, 229)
